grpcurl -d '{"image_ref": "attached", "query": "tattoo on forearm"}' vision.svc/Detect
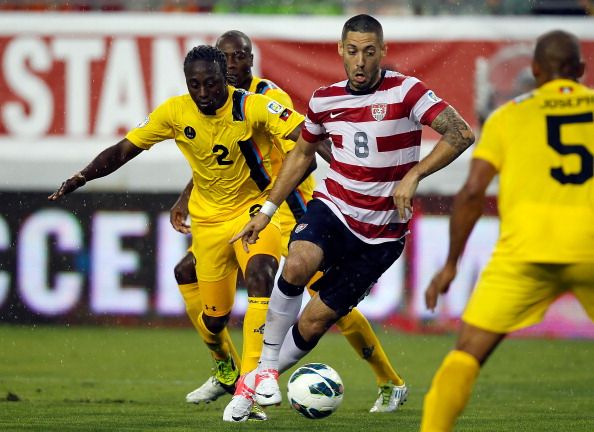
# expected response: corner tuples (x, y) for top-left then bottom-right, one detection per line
(431, 107), (475, 153)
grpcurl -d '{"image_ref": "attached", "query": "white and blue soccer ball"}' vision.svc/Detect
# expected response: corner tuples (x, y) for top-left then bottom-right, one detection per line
(287, 363), (344, 419)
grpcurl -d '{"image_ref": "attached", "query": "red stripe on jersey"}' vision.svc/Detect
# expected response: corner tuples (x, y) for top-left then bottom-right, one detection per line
(331, 159), (418, 182)
(319, 102), (409, 124)
(343, 213), (408, 239)
(313, 85), (348, 98)
(402, 81), (428, 114)
(313, 191), (408, 240)
(377, 74), (407, 91)
(330, 134), (343, 149)
(420, 101), (448, 125)
(302, 127), (324, 143)
(325, 178), (395, 211)
(376, 130), (422, 152)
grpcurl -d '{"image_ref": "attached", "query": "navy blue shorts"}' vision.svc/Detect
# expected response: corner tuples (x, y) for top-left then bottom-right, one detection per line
(289, 199), (405, 317)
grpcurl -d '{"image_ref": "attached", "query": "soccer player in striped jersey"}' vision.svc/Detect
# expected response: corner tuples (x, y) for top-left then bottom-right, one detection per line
(172, 30), (408, 415)
(421, 30), (594, 432)
(223, 14), (474, 422)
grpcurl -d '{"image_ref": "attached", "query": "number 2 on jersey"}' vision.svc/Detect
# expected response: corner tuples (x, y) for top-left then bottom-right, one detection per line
(212, 144), (234, 165)
(546, 113), (593, 185)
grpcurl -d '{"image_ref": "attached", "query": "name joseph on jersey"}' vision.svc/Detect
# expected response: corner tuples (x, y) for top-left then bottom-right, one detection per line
(540, 95), (594, 109)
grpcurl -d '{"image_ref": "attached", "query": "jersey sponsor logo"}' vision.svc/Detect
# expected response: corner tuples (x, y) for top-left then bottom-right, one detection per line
(371, 103), (387, 121)
(136, 115), (149, 128)
(249, 203), (262, 217)
(329, 111), (344, 119)
(184, 126), (196, 139)
(294, 223), (308, 233)
(280, 108), (293, 121)
(266, 100), (284, 114)
(253, 324), (265, 334)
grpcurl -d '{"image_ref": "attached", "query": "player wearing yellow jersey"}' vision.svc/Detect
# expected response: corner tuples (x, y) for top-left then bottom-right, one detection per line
(171, 31), (407, 414)
(48, 46), (303, 419)
(421, 30), (594, 432)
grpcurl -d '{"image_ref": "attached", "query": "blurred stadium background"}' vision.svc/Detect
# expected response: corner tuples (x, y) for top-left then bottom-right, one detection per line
(0, 1), (593, 339)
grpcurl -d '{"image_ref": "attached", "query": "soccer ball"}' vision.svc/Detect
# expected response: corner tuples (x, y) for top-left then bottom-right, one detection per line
(286, 363), (344, 419)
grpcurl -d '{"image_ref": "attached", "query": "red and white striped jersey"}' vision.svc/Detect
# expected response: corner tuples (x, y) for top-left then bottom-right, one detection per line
(301, 70), (448, 244)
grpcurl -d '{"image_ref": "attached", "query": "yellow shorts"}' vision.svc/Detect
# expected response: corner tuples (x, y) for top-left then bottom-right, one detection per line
(462, 258), (594, 333)
(191, 209), (281, 317)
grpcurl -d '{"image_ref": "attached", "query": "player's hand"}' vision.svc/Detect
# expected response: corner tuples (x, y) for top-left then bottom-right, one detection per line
(229, 212), (271, 253)
(170, 200), (191, 234)
(392, 172), (419, 221)
(48, 173), (86, 201)
(425, 263), (457, 312)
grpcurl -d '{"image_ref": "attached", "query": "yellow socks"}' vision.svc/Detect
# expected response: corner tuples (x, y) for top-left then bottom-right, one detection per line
(421, 350), (480, 432)
(241, 297), (269, 374)
(336, 308), (404, 386)
(178, 282), (239, 366)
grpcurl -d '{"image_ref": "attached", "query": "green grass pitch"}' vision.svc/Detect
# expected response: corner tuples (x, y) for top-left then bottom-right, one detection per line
(1, 325), (593, 431)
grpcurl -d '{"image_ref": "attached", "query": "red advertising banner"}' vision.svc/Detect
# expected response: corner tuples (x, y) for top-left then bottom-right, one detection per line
(0, 14), (593, 140)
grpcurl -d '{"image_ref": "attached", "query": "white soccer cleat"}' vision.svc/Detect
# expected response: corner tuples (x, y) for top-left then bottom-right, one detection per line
(369, 382), (408, 413)
(255, 368), (282, 406)
(185, 376), (228, 404)
(186, 355), (238, 404)
(223, 375), (255, 423)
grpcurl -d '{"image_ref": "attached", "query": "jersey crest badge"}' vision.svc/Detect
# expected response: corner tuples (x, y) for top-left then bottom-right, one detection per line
(294, 223), (308, 234)
(371, 103), (387, 121)
(184, 126), (196, 139)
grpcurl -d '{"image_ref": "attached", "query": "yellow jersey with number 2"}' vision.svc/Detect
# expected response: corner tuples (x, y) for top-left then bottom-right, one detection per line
(126, 86), (304, 224)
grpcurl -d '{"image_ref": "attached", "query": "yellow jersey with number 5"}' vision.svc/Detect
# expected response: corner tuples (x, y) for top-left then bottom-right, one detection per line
(474, 79), (594, 262)
(125, 86), (304, 223)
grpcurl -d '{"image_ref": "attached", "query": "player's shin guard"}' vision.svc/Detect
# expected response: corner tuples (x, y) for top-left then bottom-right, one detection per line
(179, 283), (240, 367)
(258, 276), (304, 370)
(421, 350), (480, 432)
(336, 308), (404, 386)
(278, 324), (318, 373)
(241, 297), (269, 374)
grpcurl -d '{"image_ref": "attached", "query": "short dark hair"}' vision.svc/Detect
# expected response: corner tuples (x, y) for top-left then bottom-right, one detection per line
(184, 45), (227, 77)
(342, 14), (383, 42)
(217, 30), (253, 54)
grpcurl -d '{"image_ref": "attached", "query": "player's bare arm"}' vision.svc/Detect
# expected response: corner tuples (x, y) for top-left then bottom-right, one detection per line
(170, 178), (193, 234)
(392, 106), (475, 219)
(316, 139), (333, 164)
(48, 139), (143, 201)
(425, 158), (496, 311)
(230, 124), (318, 252)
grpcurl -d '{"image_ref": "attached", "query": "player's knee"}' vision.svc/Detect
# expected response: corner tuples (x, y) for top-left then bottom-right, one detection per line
(202, 313), (230, 334)
(174, 253), (197, 285)
(244, 254), (278, 297)
(283, 255), (315, 286)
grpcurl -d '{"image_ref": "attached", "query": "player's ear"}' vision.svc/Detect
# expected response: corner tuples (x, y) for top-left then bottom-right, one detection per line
(249, 53), (254, 67)
(338, 41), (344, 56)
(381, 42), (387, 57)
